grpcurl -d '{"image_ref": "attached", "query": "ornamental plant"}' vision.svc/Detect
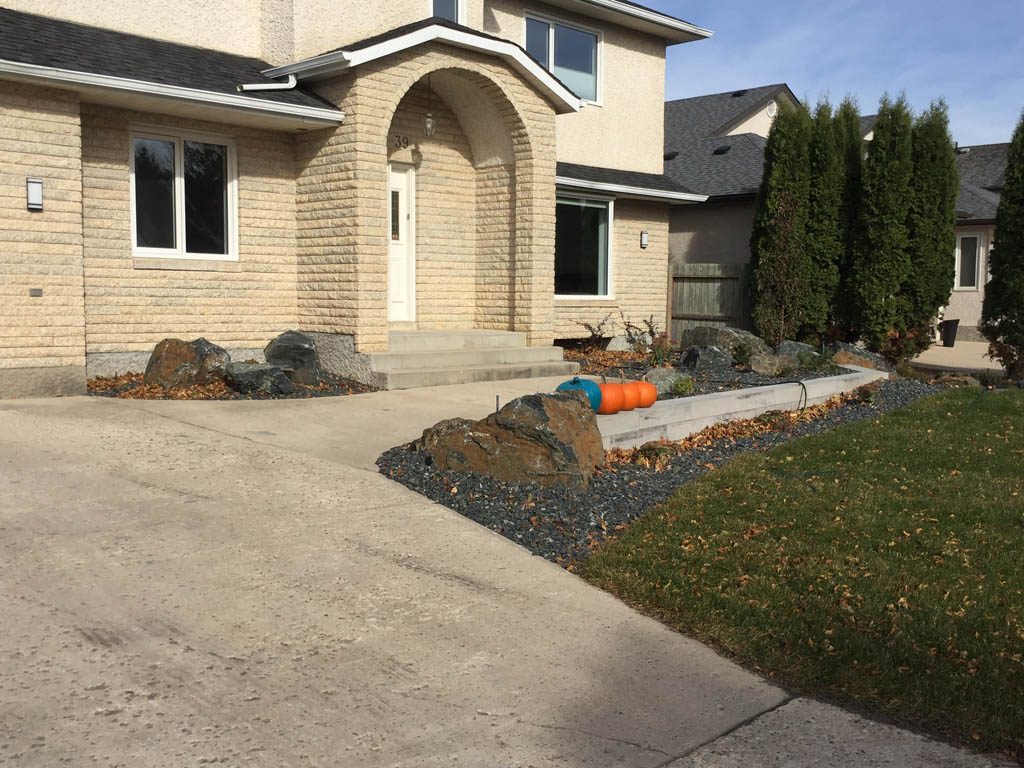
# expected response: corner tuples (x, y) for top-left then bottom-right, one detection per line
(750, 102), (813, 346)
(981, 110), (1024, 379)
(832, 97), (865, 340)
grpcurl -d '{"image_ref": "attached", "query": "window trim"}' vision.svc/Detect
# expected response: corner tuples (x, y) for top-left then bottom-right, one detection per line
(429, 0), (464, 24)
(554, 194), (614, 301)
(954, 231), (984, 291)
(524, 11), (603, 106)
(129, 127), (239, 262)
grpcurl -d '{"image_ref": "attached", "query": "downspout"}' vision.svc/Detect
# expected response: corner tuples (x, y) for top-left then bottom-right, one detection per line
(236, 74), (297, 92)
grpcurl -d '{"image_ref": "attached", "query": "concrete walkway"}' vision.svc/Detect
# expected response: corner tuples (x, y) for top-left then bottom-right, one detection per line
(0, 386), (1009, 767)
(913, 341), (1002, 374)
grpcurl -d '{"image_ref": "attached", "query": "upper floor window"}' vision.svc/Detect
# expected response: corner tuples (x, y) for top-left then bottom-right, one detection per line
(130, 130), (237, 260)
(526, 15), (600, 102)
(433, 0), (460, 23)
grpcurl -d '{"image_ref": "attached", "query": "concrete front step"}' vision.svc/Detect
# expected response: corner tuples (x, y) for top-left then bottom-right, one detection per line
(382, 360), (579, 390)
(388, 329), (528, 353)
(370, 345), (566, 373)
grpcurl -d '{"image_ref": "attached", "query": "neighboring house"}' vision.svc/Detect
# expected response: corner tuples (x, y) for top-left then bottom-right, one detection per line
(662, 84), (798, 335)
(664, 86), (1008, 344)
(948, 143), (1007, 341)
(0, 1), (710, 396)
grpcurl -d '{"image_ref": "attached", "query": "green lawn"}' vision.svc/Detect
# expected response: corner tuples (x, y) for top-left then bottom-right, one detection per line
(582, 388), (1024, 760)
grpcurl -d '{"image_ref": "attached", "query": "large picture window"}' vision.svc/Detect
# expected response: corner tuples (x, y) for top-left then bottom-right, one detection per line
(955, 233), (981, 289)
(131, 131), (236, 259)
(555, 197), (611, 297)
(525, 15), (599, 102)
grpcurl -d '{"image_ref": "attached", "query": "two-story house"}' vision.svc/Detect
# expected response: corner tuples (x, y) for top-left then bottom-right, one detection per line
(0, 1), (710, 395)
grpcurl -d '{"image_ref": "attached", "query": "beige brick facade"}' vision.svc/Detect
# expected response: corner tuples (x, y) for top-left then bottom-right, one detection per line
(80, 105), (299, 370)
(554, 200), (670, 340)
(0, 82), (85, 394)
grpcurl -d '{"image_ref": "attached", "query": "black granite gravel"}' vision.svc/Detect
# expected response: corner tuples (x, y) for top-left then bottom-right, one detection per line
(682, 360), (847, 397)
(377, 378), (937, 566)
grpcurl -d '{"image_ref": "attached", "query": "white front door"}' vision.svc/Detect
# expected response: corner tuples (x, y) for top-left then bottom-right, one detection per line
(388, 164), (415, 323)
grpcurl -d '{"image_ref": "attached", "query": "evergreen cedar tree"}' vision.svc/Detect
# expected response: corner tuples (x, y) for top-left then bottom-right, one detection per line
(750, 102), (812, 347)
(981, 110), (1024, 379)
(801, 100), (844, 339)
(899, 101), (958, 358)
(852, 95), (915, 353)
(833, 98), (864, 339)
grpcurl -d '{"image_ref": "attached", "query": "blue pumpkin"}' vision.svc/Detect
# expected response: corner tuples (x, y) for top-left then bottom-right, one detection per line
(556, 376), (602, 413)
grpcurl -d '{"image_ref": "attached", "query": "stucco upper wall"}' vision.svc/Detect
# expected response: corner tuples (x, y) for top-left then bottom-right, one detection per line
(2, 0), (267, 58)
(670, 201), (757, 269)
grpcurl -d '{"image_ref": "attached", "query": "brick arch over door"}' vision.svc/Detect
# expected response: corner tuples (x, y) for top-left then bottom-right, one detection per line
(296, 44), (559, 353)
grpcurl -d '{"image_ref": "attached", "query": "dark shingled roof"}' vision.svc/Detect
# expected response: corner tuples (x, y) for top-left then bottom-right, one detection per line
(663, 84), (793, 199)
(557, 161), (698, 196)
(0, 6), (333, 111)
(954, 144), (1008, 223)
(860, 114), (878, 136)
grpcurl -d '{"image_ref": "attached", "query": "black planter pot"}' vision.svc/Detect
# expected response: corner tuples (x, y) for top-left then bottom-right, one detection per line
(938, 319), (960, 348)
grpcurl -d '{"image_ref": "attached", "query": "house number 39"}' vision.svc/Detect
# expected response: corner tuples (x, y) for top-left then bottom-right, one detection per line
(393, 135), (410, 149)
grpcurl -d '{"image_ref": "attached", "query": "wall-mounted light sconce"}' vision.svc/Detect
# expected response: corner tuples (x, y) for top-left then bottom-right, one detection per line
(424, 75), (436, 137)
(26, 178), (43, 211)
(640, 230), (650, 249)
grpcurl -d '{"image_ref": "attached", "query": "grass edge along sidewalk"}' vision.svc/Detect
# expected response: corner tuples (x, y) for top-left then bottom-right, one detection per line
(582, 388), (1023, 762)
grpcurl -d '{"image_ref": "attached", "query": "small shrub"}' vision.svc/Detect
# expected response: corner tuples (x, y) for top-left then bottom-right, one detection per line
(796, 350), (830, 371)
(975, 369), (1005, 388)
(733, 342), (753, 367)
(649, 333), (673, 367)
(852, 381), (882, 404)
(576, 313), (613, 350)
(671, 377), (696, 397)
(893, 361), (933, 383)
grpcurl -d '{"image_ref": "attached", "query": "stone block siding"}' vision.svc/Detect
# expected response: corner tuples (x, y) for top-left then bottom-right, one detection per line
(387, 82), (477, 330)
(80, 105), (298, 363)
(0, 83), (85, 375)
(554, 200), (670, 340)
(476, 163), (516, 331)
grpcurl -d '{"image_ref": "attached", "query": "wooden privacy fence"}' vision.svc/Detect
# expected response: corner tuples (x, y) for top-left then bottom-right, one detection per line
(669, 263), (753, 342)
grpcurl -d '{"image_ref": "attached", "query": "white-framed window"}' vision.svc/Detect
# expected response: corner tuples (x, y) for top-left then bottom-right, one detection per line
(954, 232), (982, 290)
(129, 129), (238, 260)
(555, 196), (613, 298)
(432, 0), (462, 23)
(525, 13), (601, 103)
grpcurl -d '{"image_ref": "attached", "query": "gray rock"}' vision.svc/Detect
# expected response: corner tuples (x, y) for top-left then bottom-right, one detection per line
(645, 367), (688, 396)
(265, 330), (323, 385)
(224, 362), (295, 395)
(605, 335), (630, 352)
(413, 392), (604, 490)
(678, 345), (734, 372)
(749, 354), (799, 377)
(777, 340), (820, 358)
(143, 338), (230, 390)
(676, 327), (771, 358)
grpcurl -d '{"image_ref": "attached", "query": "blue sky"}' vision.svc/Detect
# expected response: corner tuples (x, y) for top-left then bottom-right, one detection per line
(646, 0), (1024, 146)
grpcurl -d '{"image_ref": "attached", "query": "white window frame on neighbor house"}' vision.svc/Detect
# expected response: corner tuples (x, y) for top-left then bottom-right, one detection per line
(429, 0), (465, 23)
(524, 11), (603, 106)
(554, 194), (614, 301)
(129, 128), (239, 262)
(954, 231), (985, 291)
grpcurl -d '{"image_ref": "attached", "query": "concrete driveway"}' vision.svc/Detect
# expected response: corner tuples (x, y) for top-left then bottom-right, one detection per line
(0, 389), (1008, 767)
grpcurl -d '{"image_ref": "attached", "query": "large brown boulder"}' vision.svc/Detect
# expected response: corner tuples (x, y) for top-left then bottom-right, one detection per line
(828, 342), (890, 372)
(414, 392), (605, 490)
(143, 338), (230, 390)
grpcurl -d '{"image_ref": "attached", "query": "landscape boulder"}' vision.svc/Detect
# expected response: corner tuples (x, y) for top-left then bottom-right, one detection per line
(777, 340), (820, 359)
(749, 353), (799, 378)
(413, 392), (605, 490)
(265, 330), (323, 385)
(144, 338), (231, 390)
(646, 367), (689, 396)
(678, 345), (734, 372)
(828, 342), (890, 371)
(676, 327), (771, 358)
(224, 362), (295, 395)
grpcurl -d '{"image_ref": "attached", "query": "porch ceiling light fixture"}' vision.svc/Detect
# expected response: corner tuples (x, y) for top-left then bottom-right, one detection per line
(424, 76), (436, 137)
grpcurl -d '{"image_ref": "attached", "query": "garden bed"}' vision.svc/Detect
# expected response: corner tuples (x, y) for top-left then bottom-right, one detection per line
(378, 378), (935, 566)
(88, 372), (376, 400)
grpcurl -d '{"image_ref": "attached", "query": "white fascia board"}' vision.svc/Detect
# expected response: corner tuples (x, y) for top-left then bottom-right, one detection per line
(556, 176), (707, 203)
(574, 0), (712, 42)
(265, 25), (582, 114)
(0, 58), (345, 126)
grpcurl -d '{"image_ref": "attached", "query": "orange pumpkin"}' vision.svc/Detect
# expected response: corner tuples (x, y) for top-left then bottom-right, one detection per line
(597, 381), (625, 414)
(620, 381), (641, 411)
(636, 380), (658, 408)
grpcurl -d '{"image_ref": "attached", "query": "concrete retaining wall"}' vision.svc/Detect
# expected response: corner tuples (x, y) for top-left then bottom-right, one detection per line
(598, 366), (888, 450)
